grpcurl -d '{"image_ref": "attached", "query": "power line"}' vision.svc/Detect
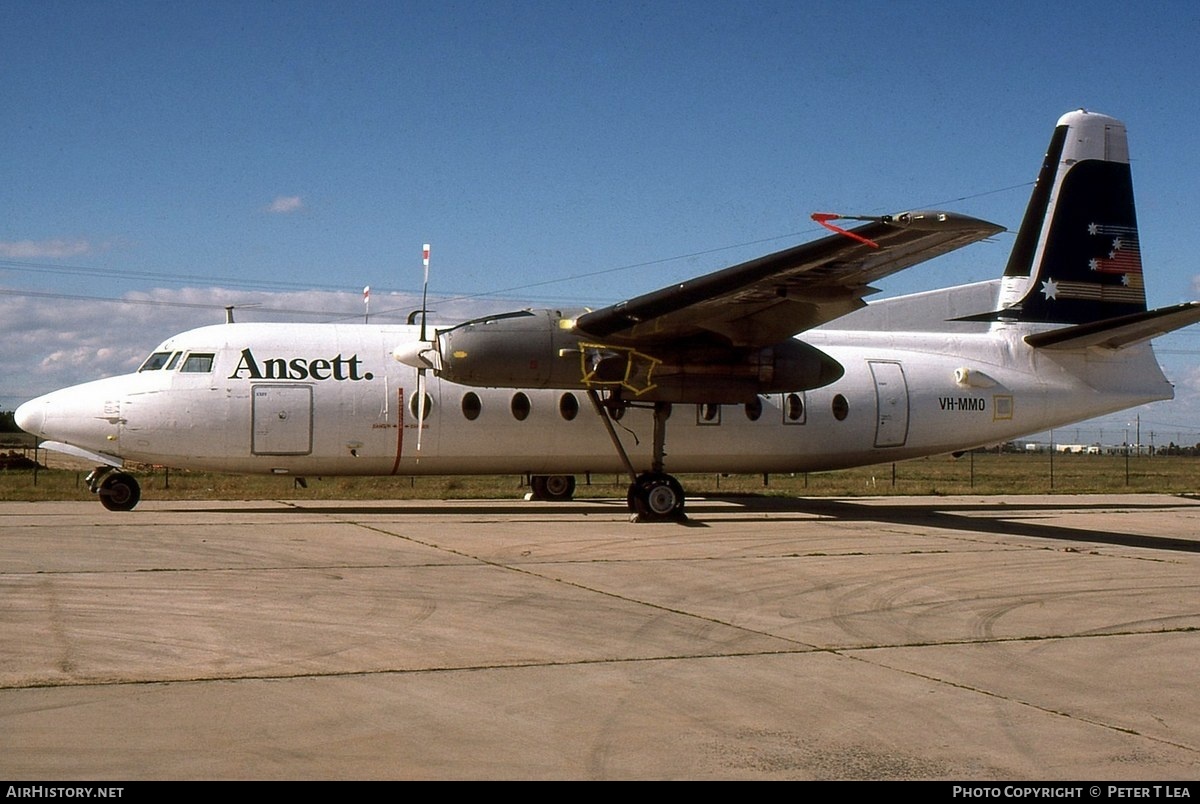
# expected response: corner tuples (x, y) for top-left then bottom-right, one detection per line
(0, 287), (381, 320)
(0, 258), (407, 296)
(0, 178), (1041, 314)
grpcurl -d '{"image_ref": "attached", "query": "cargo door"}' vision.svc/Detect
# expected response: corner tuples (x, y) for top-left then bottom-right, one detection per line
(252, 385), (313, 455)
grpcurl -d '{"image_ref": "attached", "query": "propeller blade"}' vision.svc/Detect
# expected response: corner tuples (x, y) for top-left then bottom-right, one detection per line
(420, 243), (431, 341)
(415, 367), (426, 452)
(417, 243), (433, 453)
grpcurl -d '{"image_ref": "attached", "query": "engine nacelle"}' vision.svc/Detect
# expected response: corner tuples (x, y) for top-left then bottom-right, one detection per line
(436, 309), (585, 388)
(431, 309), (843, 404)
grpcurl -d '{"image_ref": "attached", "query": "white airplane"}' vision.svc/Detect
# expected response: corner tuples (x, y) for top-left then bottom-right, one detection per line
(16, 110), (1200, 519)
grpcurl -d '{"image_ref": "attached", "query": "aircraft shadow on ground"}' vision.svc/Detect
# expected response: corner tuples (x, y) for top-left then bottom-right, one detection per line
(710, 495), (1200, 553)
(179, 494), (1200, 552)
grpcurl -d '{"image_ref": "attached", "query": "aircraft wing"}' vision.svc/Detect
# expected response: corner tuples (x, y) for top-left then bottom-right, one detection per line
(574, 211), (1005, 348)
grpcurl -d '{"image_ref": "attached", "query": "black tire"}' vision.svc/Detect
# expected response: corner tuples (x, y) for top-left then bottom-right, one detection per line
(99, 472), (141, 512)
(628, 472), (685, 520)
(530, 474), (576, 501)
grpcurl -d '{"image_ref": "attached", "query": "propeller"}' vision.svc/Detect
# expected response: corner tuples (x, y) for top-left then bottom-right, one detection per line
(393, 244), (439, 452)
(415, 243), (433, 452)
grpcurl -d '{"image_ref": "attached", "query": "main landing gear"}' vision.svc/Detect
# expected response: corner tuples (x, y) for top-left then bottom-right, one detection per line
(86, 466), (142, 512)
(626, 471), (685, 520)
(586, 391), (686, 522)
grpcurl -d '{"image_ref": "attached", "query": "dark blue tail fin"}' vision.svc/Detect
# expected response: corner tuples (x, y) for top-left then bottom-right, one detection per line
(993, 110), (1146, 325)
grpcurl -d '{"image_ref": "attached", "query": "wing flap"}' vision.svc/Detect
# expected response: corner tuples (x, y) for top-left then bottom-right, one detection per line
(574, 210), (1004, 347)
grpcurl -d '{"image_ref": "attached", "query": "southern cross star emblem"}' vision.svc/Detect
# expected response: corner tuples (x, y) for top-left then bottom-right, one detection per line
(1088, 222), (1099, 235)
(1041, 278), (1059, 300)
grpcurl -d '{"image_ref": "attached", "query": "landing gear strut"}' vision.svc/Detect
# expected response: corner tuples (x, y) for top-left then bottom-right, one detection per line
(587, 391), (686, 521)
(86, 466), (141, 512)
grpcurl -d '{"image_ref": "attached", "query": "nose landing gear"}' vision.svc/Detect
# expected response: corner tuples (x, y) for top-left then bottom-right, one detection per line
(529, 474), (577, 501)
(86, 466), (142, 511)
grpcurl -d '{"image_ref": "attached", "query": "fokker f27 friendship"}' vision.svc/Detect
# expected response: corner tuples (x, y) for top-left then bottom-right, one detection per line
(16, 111), (1200, 519)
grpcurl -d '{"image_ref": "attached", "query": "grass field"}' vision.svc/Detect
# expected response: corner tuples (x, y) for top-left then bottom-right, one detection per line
(2, 451), (1197, 502)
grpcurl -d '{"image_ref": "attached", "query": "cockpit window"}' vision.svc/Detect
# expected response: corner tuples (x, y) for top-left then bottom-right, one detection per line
(139, 351), (174, 372)
(164, 352), (182, 370)
(180, 353), (215, 373)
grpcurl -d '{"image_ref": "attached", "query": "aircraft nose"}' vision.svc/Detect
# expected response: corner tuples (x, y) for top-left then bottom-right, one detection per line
(12, 378), (127, 450)
(14, 398), (44, 436)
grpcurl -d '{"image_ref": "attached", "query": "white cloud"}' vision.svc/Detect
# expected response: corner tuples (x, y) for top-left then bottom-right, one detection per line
(265, 195), (304, 214)
(39, 347), (117, 371)
(1176, 365), (1200, 397)
(0, 239), (93, 259)
(0, 286), (501, 409)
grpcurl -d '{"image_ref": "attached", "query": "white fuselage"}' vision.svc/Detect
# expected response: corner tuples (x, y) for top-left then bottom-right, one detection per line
(17, 315), (1172, 478)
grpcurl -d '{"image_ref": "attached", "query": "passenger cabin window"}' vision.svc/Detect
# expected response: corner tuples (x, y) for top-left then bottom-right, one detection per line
(511, 392), (531, 421)
(180, 353), (216, 373)
(784, 392), (806, 424)
(832, 393), (849, 421)
(744, 397), (763, 421)
(409, 392), (434, 418)
(559, 392), (579, 421)
(461, 392), (482, 421)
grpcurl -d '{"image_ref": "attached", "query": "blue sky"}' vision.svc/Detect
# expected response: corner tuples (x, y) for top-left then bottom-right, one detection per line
(3, 0), (1200, 445)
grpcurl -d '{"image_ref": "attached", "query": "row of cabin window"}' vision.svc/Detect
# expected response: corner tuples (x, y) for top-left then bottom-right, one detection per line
(413, 391), (852, 424)
(135, 350), (852, 425)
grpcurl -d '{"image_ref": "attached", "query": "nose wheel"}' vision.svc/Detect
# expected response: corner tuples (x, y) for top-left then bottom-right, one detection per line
(86, 467), (142, 511)
(529, 474), (577, 501)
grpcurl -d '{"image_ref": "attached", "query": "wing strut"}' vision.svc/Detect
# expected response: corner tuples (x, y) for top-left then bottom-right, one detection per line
(585, 390), (638, 483)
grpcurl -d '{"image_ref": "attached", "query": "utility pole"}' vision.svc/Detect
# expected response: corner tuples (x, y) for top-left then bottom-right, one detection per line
(1124, 427), (1130, 485)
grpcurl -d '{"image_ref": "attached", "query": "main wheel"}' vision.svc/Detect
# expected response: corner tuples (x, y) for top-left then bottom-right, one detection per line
(98, 472), (141, 512)
(530, 474), (577, 501)
(628, 472), (685, 520)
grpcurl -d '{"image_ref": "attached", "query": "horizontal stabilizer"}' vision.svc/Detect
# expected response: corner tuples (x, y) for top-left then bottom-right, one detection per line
(1024, 301), (1200, 350)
